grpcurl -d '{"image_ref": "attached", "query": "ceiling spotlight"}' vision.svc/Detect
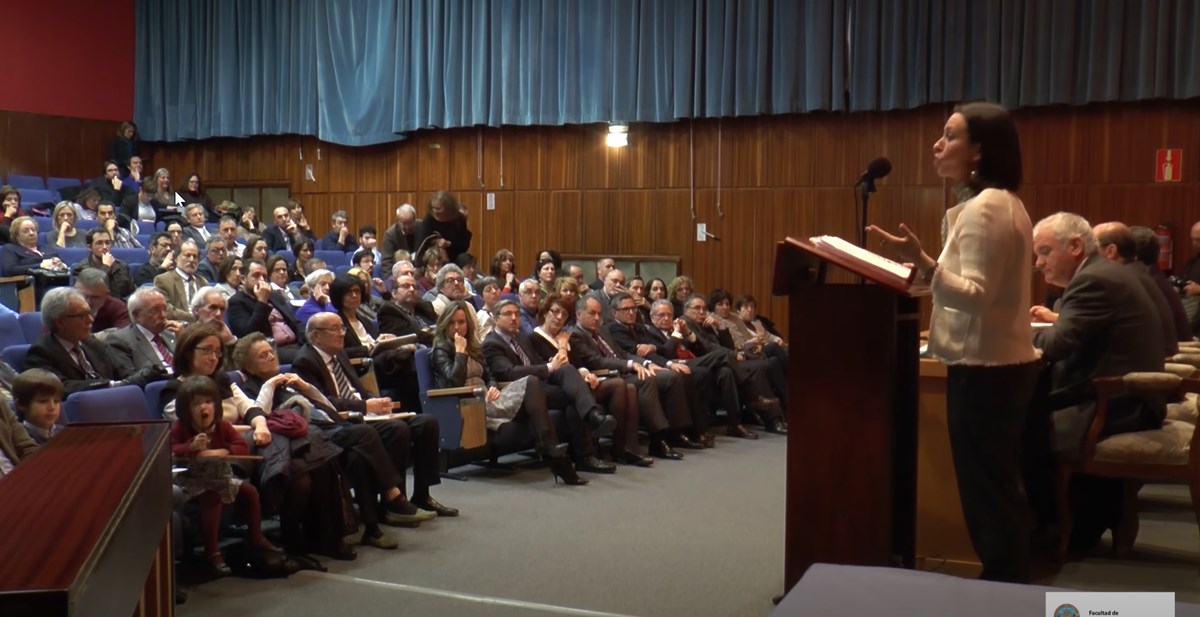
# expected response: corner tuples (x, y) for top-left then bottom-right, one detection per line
(606, 124), (629, 148)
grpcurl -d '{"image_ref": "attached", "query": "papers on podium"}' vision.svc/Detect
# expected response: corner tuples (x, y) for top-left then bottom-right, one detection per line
(809, 235), (918, 290)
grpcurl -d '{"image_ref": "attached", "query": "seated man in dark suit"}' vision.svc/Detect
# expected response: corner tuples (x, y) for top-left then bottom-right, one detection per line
(377, 273), (436, 344)
(181, 204), (213, 246)
(1027, 212), (1168, 552)
(71, 228), (134, 300)
(195, 236), (227, 285)
(135, 232), (175, 288)
(292, 312), (457, 518)
(264, 205), (315, 252)
(1129, 226), (1191, 343)
(106, 287), (178, 376)
(24, 288), (164, 396)
(320, 210), (359, 253)
(75, 268), (131, 333)
(567, 295), (694, 460)
(482, 299), (616, 474)
(226, 259), (304, 363)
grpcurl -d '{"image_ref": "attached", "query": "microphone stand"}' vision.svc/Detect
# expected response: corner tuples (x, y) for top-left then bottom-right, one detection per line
(857, 176), (878, 284)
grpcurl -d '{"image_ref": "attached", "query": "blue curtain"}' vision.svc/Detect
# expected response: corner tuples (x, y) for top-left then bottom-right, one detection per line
(135, 0), (1199, 145)
(849, 0), (1200, 111)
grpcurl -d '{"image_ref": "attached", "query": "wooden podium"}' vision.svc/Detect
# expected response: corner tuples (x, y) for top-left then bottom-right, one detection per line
(772, 237), (927, 592)
(0, 422), (174, 617)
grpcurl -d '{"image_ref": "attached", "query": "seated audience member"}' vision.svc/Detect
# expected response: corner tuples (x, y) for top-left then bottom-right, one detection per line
(190, 287), (238, 361)
(416, 246), (446, 296)
(149, 168), (177, 212)
(639, 299), (759, 439)
(181, 204), (213, 246)
(124, 181), (158, 228)
(264, 204), (314, 252)
(93, 161), (134, 207)
(1026, 212), (1168, 552)
(321, 210), (358, 253)
(2, 215), (66, 277)
(96, 201), (141, 248)
(346, 267), (386, 322)
(170, 375), (279, 576)
(646, 277), (668, 303)
(214, 255), (244, 300)
(379, 204), (418, 275)
(217, 215), (246, 255)
(53, 201), (87, 248)
(533, 259), (557, 299)
(489, 249), (518, 294)
(516, 279), (541, 335)
(295, 313), (457, 517)
(711, 289), (789, 370)
(627, 276), (650, 324)
(534, 249), (562, 273)
(474, 276), (502, 342)
(238, 207), (266, 239)
(589, 258), (615, 291)
(735, 295), (786, 348)
(267, 255), (299, 302)
(25, 288), (163, 396)
(106, 287), (179, 375)
(430, 264), (470, 316)
(0, 185), (28, 231)
(330, 275), (418, 405)
(679, 295), (787, 434)
(532, 295), (649, 467)
(242, 235), (268, 262)
(566, 264), (586, 287)
(196, 236), (228, 284)
(291, 239), (316, 282)
(0, 383), (40, 473)
(1129, 225), (1191, 342)
(165, 221), (185, 249)
(455, 252), (479, 293)
(76, 268), (132, 332)
(14, 369), (64, 445)
(154, 240), (207, 322)
(554, 276), (582, 315)
(431, 300), (590, 482)
(352, 249), (377, 276)
(180, 174), (218, 221)
(295, 269), (336, 325)
(587, 269), (627, 322)
(71, 229), (134, 300)
(378, 273), (436, 344)
(135, 232), (175, 287)
(73, 187), (102, 222)
(482, 299), (615, 474)
(357, 225), (382, 264)
(666, 276), (694, 317)
(123, 155), (144, 194)
(227, 260), (305, 363)
(1092, 222), (1179, 355)
(563, 295), (693, 460)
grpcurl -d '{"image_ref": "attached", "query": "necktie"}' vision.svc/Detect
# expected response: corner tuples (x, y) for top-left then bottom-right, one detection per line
(329, 357), (356, 400)
(509, 337), (530, 366)
(199, 227), (209, 241)
(184, 276), (196, 304)
(71, 345), (98, 379)
(152, 334), (174, 366)
(593, 332), (617, 359)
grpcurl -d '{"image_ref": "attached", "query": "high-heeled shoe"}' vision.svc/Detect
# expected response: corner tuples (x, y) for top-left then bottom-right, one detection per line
(550, 457), (589, 485)
(540, 442), (569, 459)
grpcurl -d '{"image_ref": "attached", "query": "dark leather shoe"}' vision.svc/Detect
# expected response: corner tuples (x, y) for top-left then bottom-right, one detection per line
(615, 449), (655, 467)
(696, 433), (716, 448)
(413, 496), (459, 517)
(175, 587), (188, 605)
(649, 439), (684, 460)
(671, 434), (706, 450)
(726, 424), (759, 440)
(322, 540), (357, 561)
(765, 417), (788, 435)
(585, 410), (617, 437)
(575, 454), (617, 474)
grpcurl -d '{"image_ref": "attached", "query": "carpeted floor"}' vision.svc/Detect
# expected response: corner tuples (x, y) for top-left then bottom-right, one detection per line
(180, 435), (1199, 616)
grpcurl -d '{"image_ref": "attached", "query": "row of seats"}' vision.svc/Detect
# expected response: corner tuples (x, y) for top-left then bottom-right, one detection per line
(3, 175), (85, 192)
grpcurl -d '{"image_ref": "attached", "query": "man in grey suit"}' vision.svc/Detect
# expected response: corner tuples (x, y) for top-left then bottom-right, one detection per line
(107, 287), (179, 376)
(585, 268), (626, 322)
(1027, 212), (1166, 553)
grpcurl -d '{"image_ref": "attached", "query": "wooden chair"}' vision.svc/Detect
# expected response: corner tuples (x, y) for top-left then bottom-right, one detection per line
(1056, 372), (1200, 561)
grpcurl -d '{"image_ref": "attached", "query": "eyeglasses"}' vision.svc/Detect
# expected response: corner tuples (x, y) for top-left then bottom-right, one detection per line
(315, 325), (347, 334)
(614, 306), (636, 313)
(194, 346), (222, 357)
(498, 311), (520, 318)
(396, 283), (417, 289)
(60, 312), (93, 320)
(444, 277), (463, 284)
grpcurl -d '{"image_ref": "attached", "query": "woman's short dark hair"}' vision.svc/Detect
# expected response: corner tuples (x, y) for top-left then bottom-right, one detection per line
(1, 185), (21, 204)
(242, 235), (264, 260)
(733, 294), (757, 311)
(217, 255), (242, 284)
(76, 187), (101, 205)
(266, 254), (289, 278)
(176, 375), (222, 434)
(707, 288), (733, 310)
(13, 368), (64, 413)
(956, 101), (1022, 192)
(329, 274), (368, 313)
(534, 249), (562, 271)
(294, 238), (314, 257)
(173, 322), (224, 376)
(537, 292), (571, 323)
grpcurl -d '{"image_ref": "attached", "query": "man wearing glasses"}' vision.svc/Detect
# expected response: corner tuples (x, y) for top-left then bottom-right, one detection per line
(378, 272), (437, 343)
(430, 264), (471, 317)
(154, 240), (207, 322)
(196, 237), (228, 285)
(25, 288), (165, 396)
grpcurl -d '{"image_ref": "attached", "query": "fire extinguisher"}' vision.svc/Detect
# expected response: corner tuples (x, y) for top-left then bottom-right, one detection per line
(1156, 224), (1174, 273)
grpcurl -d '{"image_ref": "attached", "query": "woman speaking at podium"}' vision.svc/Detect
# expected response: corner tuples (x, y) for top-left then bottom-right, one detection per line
(868, 102), (1041, 583)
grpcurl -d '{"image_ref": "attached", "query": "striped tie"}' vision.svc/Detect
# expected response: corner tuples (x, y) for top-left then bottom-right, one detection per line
(152, 334), (174, 367)
(329, 357), (355, 399)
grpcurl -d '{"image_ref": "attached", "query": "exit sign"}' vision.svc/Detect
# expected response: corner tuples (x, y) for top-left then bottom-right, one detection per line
(1156, 149), (1182, 182)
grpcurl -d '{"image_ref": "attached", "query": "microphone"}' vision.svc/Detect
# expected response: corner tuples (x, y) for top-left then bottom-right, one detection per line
(856, 157), (892, 186)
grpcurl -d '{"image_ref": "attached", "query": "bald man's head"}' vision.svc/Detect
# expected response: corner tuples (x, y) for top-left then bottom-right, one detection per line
(1093, 221), (1135, 263)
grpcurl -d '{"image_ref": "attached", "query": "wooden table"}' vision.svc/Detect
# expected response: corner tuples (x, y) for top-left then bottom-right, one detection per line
(915, 358), (982, 577)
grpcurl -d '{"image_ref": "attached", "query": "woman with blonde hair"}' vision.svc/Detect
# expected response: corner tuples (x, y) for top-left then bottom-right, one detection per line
(52, 202), (86, 248)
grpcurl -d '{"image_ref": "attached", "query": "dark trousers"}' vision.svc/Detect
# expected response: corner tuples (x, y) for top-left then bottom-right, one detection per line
(591, 377), (637, 453)
(542, 369), (597, 458)
(323, 423), (400, 526)
(687, 351), (742, 431)
(373, 414), (441, 501)
(947, 361), (1042, 583)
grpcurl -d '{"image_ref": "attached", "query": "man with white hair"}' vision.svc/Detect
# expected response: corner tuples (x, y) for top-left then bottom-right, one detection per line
(180, 203), (212, 245)
(191, 286), (239, 355)
(75, 267), (130, 333)
(106, 287), (180, 374)
(380, 203), (418, 275)
(1026, 211), (1167, 553)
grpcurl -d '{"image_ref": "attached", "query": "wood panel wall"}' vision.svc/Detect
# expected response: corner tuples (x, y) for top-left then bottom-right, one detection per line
(5, 101), (1199, 334)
